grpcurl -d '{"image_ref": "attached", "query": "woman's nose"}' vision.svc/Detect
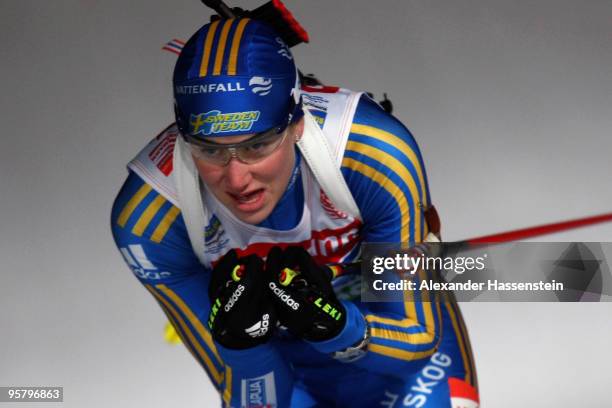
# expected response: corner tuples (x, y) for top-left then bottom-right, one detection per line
(224, 158), (252, 191)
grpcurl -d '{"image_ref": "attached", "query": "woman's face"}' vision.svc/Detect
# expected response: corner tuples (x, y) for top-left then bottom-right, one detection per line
(192, 118), (304, 225)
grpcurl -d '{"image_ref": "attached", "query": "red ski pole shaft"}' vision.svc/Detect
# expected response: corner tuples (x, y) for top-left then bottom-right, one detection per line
(335, 212), (612, 276)
(466, 212), (612, 246)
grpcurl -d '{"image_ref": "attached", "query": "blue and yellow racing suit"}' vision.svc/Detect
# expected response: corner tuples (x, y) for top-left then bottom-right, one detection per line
(111, 92), (478, 407)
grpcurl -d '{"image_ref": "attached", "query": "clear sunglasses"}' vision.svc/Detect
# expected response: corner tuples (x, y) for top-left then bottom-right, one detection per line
(184, 125), (290, 166)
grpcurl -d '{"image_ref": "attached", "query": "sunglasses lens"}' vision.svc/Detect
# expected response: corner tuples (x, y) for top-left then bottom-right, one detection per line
(186, 127), (288, 165)
(189, 144), (231, 165)
(236, 130), (287, 163)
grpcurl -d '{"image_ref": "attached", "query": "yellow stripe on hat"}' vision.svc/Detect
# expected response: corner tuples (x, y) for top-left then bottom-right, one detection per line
(117, 184), (152, 228)
(227, 18), (250, 76)
(151, 206), (181, 243)
(213, 19), (234, 76)
(200, 20), (221, 77)
(132, 194), (166, 237)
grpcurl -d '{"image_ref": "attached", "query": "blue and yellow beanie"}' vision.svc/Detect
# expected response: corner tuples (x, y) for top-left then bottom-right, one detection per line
(173, 18), (299, 138)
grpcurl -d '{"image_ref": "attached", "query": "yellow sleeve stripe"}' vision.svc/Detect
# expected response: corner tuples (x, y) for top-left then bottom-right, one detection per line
(156, 284), (222, 364)
(366, 286), (442, 347)
(444, 298), (472, 385)
(160, 309), (220, 391)
(370, 327), (436, 345)
(346, 140), (422, 242)
(344, 154), (429, 337)
(416, 268), (436, 335)
(117, 184), (152, 228)
(458, 310), (478, 389)
(456, 308), (477, 388)
(200, 20), (220, 77)
(213, 19), (234, 76)
(132, 194), (166, 237)
(368, 343), (436, 362)
(403, 287), (419, 329)
(145, 285), (224, 385)
(227, 19), (250, 75)
(366, 314), (418, 329)
(351, 123), (428, 208)
(161, 309), (188, 347)
(366, 269), (439, 345)
(151, 206), (181, 243)
(223, 365), (232, 406)
(341, 157), (411, 243)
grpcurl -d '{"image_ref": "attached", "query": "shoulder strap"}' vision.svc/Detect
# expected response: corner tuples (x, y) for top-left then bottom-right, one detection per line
(172, 135), (209, 264)
(297, 106), (362, 221)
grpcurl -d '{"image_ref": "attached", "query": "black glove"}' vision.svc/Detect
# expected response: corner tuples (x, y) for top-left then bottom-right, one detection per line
(265, 246), (346, 342)
(208, 250), (276, 349)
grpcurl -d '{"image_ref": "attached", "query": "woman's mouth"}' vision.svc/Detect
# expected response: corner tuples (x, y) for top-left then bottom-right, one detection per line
(228, 188), (266, 212)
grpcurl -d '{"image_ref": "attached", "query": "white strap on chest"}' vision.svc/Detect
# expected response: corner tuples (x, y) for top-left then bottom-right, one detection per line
(298, 108), (362, 221)
(172, 135), (209, 264)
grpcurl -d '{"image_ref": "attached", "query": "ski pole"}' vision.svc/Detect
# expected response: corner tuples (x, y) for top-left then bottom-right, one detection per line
(333, 211), (612, 276)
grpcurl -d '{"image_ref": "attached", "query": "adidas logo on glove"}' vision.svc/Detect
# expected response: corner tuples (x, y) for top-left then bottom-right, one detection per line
(269, 282), (300, 310)
(224, 284), (245, 312)
(245, 314), (270, 338)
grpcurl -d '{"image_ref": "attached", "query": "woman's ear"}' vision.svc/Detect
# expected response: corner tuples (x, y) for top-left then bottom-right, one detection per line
(293, 117), (305, 142)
